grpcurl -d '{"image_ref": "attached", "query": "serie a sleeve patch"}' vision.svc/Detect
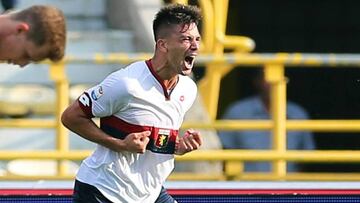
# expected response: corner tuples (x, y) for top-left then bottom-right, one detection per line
(78, 92), (94, 118)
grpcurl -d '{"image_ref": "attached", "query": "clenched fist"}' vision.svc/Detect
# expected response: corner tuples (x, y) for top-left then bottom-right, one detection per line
(123, 131), (151, 153)
(175, 129), (202, 155)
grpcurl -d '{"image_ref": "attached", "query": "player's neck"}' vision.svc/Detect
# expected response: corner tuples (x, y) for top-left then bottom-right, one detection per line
(151, 56), (176, 76)
(150, 57), (179, 90)
(163, 75), (179, 91)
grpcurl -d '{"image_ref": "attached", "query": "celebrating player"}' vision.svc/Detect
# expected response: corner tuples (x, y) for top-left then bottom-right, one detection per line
(0, 5), (66, 67)
(61, 4), (202, 203)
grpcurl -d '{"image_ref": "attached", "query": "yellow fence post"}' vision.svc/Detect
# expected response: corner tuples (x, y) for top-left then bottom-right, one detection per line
(224, 161), (244, 180)
(49, 62), (70, 177)
(265, 62), (287, 179)
(198, 0), (232, 120)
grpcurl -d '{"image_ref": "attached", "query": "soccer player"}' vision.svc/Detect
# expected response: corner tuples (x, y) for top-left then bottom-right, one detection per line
(61, 4), (202, 203)
(0, 5), (66, 67)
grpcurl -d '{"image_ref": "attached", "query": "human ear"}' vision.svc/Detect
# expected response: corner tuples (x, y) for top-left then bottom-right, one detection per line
(16, 22), (30, 33)
(156, 39), (168, 52)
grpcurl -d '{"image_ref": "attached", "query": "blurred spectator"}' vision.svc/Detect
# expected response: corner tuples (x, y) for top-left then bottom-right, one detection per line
(1, 0), (16, 12)
(218, 68), (315, 172)
(0, 5), (66, 67)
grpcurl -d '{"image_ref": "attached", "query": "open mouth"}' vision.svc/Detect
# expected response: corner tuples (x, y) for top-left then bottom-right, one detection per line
(184, 56), (195, 66)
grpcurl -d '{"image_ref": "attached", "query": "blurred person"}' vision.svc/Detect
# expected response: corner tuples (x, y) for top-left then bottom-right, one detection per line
(0, 5), (66, 67)
(218, 68), (315, 172)
(62, 4), (202, 203)
(1, 0), (16, 12)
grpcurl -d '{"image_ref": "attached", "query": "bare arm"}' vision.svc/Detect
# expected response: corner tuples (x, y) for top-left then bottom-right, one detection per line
(61, 101), (150, 153)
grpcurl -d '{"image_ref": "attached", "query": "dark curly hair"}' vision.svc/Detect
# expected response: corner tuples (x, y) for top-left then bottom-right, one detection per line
(153, 3), (202, 41)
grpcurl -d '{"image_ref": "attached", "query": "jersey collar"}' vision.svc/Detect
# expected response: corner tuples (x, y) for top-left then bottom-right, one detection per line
(145, 59), (173, 100)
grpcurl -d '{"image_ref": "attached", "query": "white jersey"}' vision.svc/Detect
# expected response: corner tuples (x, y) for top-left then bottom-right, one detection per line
(76, 60), (197, 203)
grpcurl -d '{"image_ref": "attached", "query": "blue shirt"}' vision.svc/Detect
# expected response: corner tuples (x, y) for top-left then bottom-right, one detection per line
(218, 96), (315, 172)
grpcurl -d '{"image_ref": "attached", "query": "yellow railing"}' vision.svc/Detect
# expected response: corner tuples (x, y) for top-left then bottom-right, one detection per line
(1, 53), (360, 181)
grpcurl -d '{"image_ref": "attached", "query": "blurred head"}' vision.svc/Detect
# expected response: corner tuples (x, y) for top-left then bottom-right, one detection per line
(253, 68), (271, 102)
(0, 5), (66, 67)
(153, 4), (202, 76)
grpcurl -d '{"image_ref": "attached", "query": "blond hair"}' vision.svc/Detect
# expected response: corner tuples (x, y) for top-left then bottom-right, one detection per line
(12, 5), (66, 62)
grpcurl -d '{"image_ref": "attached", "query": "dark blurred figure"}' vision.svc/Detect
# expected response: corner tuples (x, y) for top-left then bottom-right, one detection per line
(1, 0), (16, 12)
(218, 68), (315, 172)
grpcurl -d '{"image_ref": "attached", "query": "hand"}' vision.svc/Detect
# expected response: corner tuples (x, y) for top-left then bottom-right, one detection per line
(175, 129), (202, 155)
(123, 131), (150, 153)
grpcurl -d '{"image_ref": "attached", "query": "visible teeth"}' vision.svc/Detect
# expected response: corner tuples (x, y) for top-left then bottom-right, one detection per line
(185, 56), (194, 64)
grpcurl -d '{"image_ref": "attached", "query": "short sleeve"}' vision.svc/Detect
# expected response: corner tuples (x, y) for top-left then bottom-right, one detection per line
(77, 69), (132, 118)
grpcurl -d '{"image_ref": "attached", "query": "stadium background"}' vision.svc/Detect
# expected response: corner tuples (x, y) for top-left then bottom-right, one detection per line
(1, 0), (360, 202)
(220, 0), (360, 173)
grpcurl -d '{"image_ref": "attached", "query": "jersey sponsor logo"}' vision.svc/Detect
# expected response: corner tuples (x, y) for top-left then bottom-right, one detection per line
(79, 93), (91, 107)
(155, 129), (170, 148)
(91, 86), (103, 101)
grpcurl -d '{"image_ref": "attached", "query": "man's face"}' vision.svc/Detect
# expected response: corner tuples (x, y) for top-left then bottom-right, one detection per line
(165, 22), (201, 76)
(0, 31), (50, 67)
